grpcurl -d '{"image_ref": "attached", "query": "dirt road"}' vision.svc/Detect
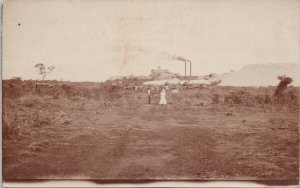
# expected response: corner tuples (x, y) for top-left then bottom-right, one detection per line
(3, 101), (299, 181)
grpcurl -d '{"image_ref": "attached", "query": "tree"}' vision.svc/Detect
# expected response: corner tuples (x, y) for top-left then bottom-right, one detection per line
(34, 63), (55, 80)
(274, 75), (293, 97)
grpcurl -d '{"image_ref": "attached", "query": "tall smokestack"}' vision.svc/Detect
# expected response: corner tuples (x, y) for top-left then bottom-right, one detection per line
(190, 61), (192, 76)
(167, 54), (191, 77)
(185, 61), (186, 77)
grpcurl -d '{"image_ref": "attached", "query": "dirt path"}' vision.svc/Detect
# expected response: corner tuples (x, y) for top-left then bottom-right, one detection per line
(3, 104), (299, 180)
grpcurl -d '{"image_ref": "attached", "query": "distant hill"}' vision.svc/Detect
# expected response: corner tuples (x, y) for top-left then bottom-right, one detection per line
(214, 63), (300, 86)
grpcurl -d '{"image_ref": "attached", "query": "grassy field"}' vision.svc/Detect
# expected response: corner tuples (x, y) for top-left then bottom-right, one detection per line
(2, 82), (299, 181)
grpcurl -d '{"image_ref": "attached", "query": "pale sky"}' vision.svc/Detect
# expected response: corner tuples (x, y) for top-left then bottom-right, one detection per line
(3, 0), (299, 81)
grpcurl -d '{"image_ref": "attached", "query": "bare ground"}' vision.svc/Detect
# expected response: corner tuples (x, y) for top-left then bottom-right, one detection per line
(3, 94), (299, 181)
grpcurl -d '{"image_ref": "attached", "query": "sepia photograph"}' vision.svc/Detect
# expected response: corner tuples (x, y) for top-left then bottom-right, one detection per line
(2, 0), (300, 187)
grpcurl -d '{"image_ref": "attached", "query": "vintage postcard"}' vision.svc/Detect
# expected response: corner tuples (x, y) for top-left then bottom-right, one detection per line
(2, 0), (299, 187)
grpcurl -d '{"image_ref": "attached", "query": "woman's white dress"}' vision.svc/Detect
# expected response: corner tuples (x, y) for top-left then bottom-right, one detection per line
(159, 90), (167, 105)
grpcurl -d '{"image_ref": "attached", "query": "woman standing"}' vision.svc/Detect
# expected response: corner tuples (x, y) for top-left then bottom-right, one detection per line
(159, 88), (167, 105)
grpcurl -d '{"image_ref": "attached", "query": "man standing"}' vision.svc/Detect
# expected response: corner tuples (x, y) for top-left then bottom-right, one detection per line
(147, 87), (152, 104)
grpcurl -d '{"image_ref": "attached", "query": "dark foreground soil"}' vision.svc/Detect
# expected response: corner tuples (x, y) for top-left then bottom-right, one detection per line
(2, 86), (299, 181)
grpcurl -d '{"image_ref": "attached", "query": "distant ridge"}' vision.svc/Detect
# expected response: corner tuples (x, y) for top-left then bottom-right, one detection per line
(216, 63), (300, 86)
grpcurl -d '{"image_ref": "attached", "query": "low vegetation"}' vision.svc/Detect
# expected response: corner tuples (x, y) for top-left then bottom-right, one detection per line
(2, 78), (299, 180)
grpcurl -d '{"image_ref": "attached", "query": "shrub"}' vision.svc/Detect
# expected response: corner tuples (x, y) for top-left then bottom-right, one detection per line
(264, 94), (271, 104)
(212, 94), (220, 104)
(3, 84), (23, 98)
(274, 75), (293, 97)
(254, 94), (265, 104)
(224, 94), (241, 104)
